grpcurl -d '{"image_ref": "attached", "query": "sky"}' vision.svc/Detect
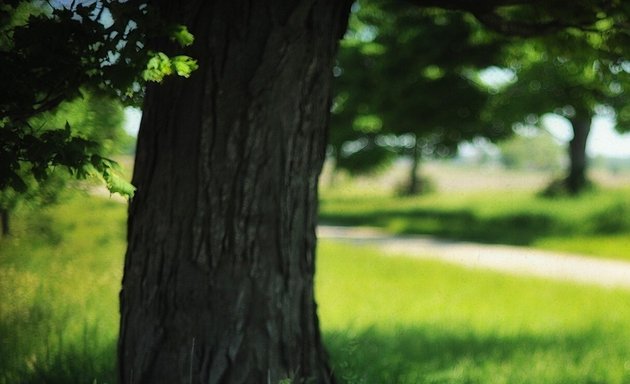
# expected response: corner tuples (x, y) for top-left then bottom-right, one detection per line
(545, 114), (630, 158)
(589, 121), (630, 158)
(124, 107), (630, 158)
(124, 107), (142, 136)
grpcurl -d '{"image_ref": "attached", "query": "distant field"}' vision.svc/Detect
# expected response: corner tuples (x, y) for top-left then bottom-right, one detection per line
(320, 168), (630, 260)
(2, 193), (630, 383)
(321, 160), (630, 193)
(423, 161), (630, 192)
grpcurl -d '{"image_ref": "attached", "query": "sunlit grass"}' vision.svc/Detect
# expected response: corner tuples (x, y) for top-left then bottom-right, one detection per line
(535, 235), (630, 259)
(317, 241), (630, 383)
(3, 193), (630, 383)
(319, 187), (630, 260)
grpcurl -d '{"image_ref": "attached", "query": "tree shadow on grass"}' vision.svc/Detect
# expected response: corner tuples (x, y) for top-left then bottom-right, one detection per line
(324, 325), (626, 383)
(320, 208), (556, 246)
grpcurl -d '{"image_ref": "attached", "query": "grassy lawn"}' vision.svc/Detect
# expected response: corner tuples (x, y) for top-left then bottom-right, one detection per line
(0, 193), (124, 384)
(319, 187), (630, 260)
(2, 193), (630, 383)
(318, 241), (630, 383)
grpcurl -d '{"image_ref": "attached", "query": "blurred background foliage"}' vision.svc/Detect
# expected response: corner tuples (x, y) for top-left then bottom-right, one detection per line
(0, 90), (131, 237)
(330, 0), (630, 196)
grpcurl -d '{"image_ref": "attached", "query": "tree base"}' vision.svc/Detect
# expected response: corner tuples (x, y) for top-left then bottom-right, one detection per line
(539, 177), (594, 198)
(395, 175), (435, 197)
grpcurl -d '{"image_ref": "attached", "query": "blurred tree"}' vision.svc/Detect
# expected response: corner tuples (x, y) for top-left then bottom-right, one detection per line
(488, 31), (630, 194)
(331, 3), (508, 195)
(329, 35), (394, 179)
(498, 128), (564, 171)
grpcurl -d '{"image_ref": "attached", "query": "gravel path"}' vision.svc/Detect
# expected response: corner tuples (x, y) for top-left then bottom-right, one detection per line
(317, 225), (630, 290)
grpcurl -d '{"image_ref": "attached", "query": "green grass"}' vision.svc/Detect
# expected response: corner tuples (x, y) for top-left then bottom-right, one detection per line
(3, 193), (630, 383)
(319, 187), (630, 260)
(0, 192), (124, 384)
(317, 241), (630, 383)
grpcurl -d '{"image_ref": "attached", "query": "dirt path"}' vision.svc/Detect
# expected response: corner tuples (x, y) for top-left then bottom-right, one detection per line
(317, 225), (630, 290)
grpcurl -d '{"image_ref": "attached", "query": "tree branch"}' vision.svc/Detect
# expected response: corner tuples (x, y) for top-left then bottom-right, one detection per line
(471, 10), (590, 37)
(403, 0), (544, 13)
(404, 0), (622, 37)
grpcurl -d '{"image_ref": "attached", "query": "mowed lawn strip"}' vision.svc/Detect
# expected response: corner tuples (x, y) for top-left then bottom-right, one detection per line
(319, 187), (630, 261)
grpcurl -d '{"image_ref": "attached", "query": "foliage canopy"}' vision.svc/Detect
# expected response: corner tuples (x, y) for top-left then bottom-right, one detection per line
(0, 1), (196, 197)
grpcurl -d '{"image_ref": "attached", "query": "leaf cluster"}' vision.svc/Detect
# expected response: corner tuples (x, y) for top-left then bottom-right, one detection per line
(488, 29), (630, 135)
(331, 2), (508, 173)
(1, 1), (197, 197)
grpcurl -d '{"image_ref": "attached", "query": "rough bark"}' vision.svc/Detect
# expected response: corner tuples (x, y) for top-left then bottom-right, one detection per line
(118, 1), (351, 383)
(566, 117), (592, 194)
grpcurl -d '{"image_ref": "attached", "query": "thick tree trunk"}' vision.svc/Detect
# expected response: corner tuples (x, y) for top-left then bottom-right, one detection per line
(118, 2), (351, 383)
(1, 209), (8, 237)
(406, 135), (422, 195)
(566, 117), (591, 194)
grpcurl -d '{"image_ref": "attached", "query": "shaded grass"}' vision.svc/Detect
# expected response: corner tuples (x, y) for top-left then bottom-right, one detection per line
(326, 327), (628, 384)
(0, 192), (124, 384)
(319, 188), (630, 260)
(317, 241), (630, 383)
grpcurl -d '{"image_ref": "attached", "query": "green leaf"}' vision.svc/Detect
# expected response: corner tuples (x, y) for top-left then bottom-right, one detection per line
(143, 52), (198, 82)
(594, 18), (614, 32)
(170, 25), (194, 47)
(143, 52), (171, 82)
(360, 42), (386, 56)
(103, 170), (135, 198)
(353, 115), (383, 133)
(171, 56), (198, 78)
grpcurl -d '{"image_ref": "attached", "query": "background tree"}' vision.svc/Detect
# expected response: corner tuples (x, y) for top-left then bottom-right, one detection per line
(488, 30), (630, 194)
(328, 21), (396, 182)
(498, 128), (565, 171)
(331, 3), (508, 195)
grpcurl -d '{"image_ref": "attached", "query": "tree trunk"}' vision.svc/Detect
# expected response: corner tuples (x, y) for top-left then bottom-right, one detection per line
(1, 209), (8, 237)
(118, 2), (351, 383)
(566, 117), (592, 194)
(406, 135), (422, 195)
